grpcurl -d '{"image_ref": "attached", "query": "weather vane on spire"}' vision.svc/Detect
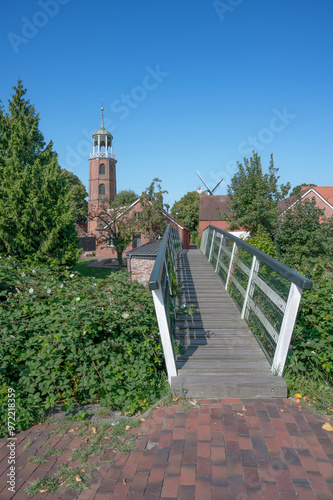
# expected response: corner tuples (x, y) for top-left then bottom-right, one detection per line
(101, 98), (104, 128)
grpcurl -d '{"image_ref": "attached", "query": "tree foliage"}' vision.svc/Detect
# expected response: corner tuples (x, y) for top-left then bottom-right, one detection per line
(171, 191), (199, 233)
(225, 151), (290, 238)
(0, 80), (80, 266)
(290, 183), (317, 196)
(90, 197), (137, 267)
(275, 198), (333, 275)
(61, 168), (88, 222)
(112, 189), (138, 207)
(139, 178), (168, 240)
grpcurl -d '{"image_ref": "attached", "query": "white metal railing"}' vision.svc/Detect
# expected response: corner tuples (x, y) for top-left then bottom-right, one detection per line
(90, 152), (115, 159)
(201, 225), (313, 376)
(148, 226), (183, 383)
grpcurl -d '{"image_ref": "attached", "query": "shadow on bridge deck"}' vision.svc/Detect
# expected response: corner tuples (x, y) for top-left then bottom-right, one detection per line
(172, 249), (287, 399)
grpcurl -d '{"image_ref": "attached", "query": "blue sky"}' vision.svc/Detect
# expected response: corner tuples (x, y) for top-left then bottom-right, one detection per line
(1, 0), (332, 208)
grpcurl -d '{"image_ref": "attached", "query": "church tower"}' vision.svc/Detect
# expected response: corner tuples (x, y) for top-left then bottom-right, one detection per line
(88, 106), (117, 235)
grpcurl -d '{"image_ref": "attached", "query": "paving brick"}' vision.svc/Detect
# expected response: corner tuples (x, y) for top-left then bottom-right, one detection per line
(177, 484), (196, 500)
(197, 425), (210, 442)
(179, 464), (196, 485)
(196, 456), (211, 477)
(160, 474), (179, 498)
(195, 475), (212, 500)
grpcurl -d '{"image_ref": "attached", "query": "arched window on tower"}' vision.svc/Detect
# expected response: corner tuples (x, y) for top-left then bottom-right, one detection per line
(99, 163), (105, 175)
(99, 184), (105, 196)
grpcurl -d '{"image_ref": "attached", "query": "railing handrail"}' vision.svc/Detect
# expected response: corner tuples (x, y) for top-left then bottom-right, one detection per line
(206, 225), (312, 290)
(148, 225), (172, 291)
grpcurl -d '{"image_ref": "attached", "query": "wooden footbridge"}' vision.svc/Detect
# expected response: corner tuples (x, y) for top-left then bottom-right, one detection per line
(149, 226), (312, 399)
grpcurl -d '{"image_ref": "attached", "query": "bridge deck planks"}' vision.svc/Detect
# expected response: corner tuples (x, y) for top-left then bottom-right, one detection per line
(171, 249), (287, 398)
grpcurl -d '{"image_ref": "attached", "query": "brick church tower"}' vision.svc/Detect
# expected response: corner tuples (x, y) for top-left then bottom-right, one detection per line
(88, 107), (117, 235)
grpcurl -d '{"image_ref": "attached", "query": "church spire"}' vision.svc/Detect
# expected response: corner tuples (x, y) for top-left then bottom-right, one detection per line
(101, 99), (104, 128)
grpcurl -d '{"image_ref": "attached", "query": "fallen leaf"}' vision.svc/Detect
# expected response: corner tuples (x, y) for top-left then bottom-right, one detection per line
(124, 411), (130, 416)
(92, 427), (97, 434)
(39, 489), (48, 493)
(171, 397), (178, 402)
(83, 437), (89, 444)
(123, 478), (127, 485)
(237, 412), (244, 416)
(140, 418), (145, 422)
(322, 422), (333, 432)
(294, 398), (300, 404)
(68, 428), (75, 433)
(75, 475), (82, 482)
(81, 469), (85, 473)
(280, 409), (286, 412)
(104, 436), (111, 440)
(137, 411), (141, 415)
(125, 425), (131, 430)
(137, 433), (142, 436)
(242, 406), (247, 411)
(193, 399), (197, 404)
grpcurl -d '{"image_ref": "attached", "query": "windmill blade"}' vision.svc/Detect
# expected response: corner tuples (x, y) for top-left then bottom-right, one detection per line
(195, 171), (213, 195)
(211, 178), (224, 194)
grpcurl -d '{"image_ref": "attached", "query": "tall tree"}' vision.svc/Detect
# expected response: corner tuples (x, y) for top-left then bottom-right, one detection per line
(171, 191), (199, 233)
(0, 80), (81, 266)
(90, 198), (137, 267)
(290, 183), (317, 196)
(112, 189), (138, 207)
(275, 198), (333, 274)
(225, 152), (290, 238)
(61, 168), (88, 222)
(139, 178), (168, 240)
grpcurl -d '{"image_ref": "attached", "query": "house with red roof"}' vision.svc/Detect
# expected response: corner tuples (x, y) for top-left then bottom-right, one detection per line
(278, 186), (333, 219)
(198, 195), (248, 238)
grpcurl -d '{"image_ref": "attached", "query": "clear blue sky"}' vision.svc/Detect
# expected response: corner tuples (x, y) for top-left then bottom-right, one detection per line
(1, 0), (332, 208)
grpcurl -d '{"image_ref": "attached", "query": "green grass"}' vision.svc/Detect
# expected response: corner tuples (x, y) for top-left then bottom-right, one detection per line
(285, 369), (333, 417)
(73, 259), (118, 280)
(25, 416), (140, 496)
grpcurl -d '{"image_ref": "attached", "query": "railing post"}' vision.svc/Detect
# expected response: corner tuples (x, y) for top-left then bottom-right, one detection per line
(208, 229), (215, 262)
(151, 288), (177, 383)
(225, 241), (238, 291)
(241, 255), (260, 320)
(272, 283), (303, 376)
(215, 234), (224, 273)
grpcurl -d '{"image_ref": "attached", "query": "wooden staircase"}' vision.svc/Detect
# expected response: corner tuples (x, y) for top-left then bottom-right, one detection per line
(171, 249), (287, 398)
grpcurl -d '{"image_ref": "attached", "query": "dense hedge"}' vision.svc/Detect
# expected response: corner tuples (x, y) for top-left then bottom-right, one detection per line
(288, 269), (333, 377)
(0, 258), (167, 436)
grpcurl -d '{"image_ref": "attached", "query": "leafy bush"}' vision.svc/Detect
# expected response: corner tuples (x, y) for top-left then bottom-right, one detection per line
(0, 257), (167, 437)
(288, 270), (333, 377)
(246, 232), (276, 257)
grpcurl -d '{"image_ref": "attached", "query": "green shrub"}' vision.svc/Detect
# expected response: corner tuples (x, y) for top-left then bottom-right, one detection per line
(0, 257), (167, 437)
(287, 270), (333, 377)
(246, 232), (276, 257)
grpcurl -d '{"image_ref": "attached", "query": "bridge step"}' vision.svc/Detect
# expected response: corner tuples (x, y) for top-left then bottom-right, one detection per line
(171, 374), (287, 398)
(171, 249), (287, 399)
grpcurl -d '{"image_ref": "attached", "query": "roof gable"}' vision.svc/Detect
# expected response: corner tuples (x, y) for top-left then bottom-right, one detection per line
(199, 195), (232, 221)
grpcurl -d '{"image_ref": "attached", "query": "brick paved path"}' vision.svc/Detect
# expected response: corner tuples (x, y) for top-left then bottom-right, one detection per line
(1, 398), (333, 499)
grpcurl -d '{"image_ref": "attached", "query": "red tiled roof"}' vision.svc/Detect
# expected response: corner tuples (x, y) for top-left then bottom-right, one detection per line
(199, 195), (232, 221)
(279, 186), (333, 212)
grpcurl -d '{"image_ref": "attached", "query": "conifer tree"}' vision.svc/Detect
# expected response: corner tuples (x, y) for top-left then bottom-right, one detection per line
(0, 80), (81, 266)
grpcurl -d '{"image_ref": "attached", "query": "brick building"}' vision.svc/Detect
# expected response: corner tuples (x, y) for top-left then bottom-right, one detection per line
(87, 113), (190, 260)
(279, 186), (333, 218)
(199, 195), (248, 238)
